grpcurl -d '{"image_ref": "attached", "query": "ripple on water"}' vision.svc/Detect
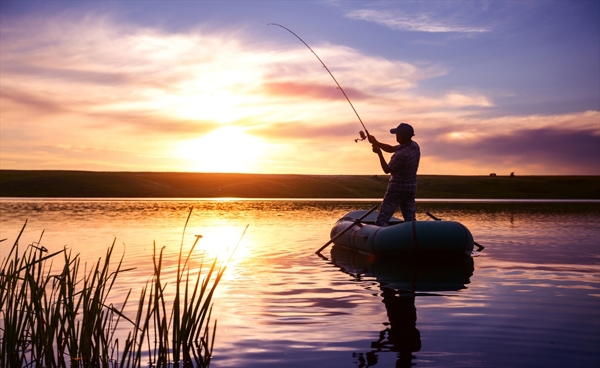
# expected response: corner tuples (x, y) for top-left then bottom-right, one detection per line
(1, 199), (598, 367)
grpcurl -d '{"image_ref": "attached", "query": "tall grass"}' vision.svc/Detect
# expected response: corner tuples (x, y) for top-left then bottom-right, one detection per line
(0, 209), (241, 367)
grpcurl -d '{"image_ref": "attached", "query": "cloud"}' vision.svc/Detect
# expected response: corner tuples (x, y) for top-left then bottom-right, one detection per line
(0, 10), (597, 175)
(1, 86), (70, 115)
(435, 126), (598, 158)
(248, 121), (358, 141)
(85, 111), (219, 137)
(0, 11), (453, 142)
(415, 113), (600, 175)
(345, 9), (490, 33)
(443, 93), (494, 108)
(2, 63), (132, 87)
(261, 82), (372, 101)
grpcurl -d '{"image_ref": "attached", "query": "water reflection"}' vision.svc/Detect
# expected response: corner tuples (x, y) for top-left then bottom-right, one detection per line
(330, 246), (474, 367)
(2, 199), (598, 367)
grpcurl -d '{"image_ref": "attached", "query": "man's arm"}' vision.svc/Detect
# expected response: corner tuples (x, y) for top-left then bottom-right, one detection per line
(368, 135), (397, 153)
(372, 146), (391, 174)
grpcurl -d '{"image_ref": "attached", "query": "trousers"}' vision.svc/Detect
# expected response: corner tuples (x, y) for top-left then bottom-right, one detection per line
(375, 191), (416, 226)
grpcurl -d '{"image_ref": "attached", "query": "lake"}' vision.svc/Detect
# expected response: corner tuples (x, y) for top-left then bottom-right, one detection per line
(1, 199), (599, 367)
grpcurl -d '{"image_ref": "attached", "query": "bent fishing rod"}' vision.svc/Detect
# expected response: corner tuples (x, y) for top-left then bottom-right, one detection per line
(268, 23), (369, 143)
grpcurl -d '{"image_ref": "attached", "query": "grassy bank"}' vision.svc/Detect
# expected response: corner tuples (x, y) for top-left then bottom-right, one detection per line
(1, 170), (599, 199)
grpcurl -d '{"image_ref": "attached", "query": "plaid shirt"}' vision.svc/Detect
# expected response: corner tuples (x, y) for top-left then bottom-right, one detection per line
(387, 140), (420, 193)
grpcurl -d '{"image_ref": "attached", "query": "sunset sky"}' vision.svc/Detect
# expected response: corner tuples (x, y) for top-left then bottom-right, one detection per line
(1, 0), (598, 175)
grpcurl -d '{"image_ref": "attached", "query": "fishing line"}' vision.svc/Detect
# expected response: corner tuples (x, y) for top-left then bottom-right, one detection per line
(268, 23), (369, 140)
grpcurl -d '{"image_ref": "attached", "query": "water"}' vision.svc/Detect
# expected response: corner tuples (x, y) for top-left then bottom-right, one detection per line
(1, 199), (599, 367)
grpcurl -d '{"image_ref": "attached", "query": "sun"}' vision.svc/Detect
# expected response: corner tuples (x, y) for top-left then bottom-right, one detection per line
(175, 127), (267, 173)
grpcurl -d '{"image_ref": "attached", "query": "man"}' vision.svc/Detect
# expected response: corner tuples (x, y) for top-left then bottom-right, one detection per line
(368, 123), (420, 226)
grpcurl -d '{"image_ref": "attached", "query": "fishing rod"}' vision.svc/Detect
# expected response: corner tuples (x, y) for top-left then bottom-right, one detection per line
(268, 23), (369, 142)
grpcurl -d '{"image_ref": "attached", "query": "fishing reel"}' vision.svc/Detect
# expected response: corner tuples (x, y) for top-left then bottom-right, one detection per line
(354, 131), (367, 143)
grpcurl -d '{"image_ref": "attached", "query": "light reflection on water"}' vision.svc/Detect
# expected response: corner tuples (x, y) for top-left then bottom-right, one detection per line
(0, 199), (599, 367)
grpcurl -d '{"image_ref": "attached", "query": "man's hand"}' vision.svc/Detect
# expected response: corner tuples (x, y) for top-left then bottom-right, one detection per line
(372, 145), (382, 154)
(368, 134), (378, 145)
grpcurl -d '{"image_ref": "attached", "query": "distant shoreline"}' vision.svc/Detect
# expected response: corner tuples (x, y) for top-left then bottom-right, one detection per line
(1, 170), (599, 199)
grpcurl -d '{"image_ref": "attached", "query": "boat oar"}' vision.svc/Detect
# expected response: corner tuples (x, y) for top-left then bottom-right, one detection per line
(474, 241), (485, 251)
(426, 212), (441, 221)
(315, 205), (378, 255)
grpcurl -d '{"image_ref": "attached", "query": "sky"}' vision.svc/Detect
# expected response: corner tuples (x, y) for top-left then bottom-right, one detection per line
(1, 0), (598, 175)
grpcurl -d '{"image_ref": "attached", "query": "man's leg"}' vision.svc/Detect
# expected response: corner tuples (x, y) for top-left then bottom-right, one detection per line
(398, 192), (416, 221)
(376, 191), (401, 226)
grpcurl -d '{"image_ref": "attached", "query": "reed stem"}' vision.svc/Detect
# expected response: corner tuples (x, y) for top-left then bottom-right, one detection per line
(0, 208), (236, 367)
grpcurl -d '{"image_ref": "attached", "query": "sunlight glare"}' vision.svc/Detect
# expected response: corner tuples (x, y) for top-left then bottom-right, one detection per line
(175, 127), (267, 172)
(186, 223), (253, 269)
(169, 90), (255, 124)
(163, 58), (266, 123)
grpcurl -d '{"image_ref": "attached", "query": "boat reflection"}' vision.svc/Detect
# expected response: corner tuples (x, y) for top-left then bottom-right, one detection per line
(330, 245), (475, 367)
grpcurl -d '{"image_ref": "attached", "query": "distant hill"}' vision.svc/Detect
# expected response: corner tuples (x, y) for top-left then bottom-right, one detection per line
(1, 170), (599, 199)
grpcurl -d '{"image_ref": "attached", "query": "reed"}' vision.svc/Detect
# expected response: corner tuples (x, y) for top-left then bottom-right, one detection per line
(0, 209), (239, 367)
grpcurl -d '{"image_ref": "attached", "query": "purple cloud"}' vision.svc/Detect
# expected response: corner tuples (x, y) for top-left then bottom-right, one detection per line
(262, 82), (372, 101)
(425, 127), (600, 174)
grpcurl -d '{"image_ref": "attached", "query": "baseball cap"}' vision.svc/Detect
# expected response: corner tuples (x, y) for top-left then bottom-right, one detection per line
(390, 123), (415, 137)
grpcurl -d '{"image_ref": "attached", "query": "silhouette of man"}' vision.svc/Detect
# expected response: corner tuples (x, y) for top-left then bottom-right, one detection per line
(368, 123), (420, 225)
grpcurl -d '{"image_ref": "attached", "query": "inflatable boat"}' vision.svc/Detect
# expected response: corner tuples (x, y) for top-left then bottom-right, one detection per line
(329, 209), (476, 256)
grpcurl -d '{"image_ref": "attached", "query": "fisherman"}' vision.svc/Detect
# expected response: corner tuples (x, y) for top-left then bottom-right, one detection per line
(368, 123), (420, 226)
